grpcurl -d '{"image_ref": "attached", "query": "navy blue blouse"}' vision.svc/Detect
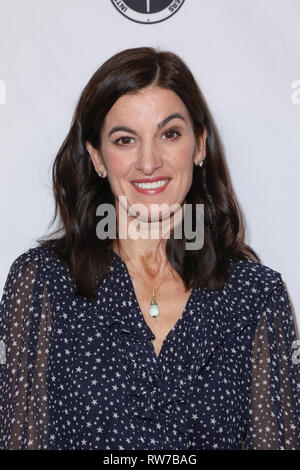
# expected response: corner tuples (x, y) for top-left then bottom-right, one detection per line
(0, 246), (299, 450)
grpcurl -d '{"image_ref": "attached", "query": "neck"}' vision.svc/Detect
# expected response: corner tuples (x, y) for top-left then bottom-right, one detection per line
(112, 199), (184, 269)
(111, 200), (185, 279)
(113, 238), (168, 264)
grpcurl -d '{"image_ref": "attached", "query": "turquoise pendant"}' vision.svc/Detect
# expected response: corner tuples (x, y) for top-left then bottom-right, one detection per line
(149, 291), (159, 318)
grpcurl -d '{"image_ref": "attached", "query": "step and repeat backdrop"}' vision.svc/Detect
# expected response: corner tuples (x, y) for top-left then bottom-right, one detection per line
(0, 0), (299, 329)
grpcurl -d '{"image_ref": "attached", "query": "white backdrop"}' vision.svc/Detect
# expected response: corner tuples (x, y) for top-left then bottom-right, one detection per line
(0, 0), (299, 332)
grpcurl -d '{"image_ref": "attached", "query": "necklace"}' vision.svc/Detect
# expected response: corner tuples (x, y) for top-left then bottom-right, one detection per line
(127, 262), (172, 318)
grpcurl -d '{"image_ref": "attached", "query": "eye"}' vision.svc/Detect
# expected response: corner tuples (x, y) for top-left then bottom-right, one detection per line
(162, 128), (181, 140)
(114, 136), (135, 146)
(113, 127), (182, 147)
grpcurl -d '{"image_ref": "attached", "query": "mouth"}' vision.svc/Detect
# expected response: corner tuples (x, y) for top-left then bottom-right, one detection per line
(130, 178), (171, 195)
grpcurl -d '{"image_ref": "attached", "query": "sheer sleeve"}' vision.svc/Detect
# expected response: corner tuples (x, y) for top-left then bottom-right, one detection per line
(243, 278), (300, 450)
(0, 250), (52, 450)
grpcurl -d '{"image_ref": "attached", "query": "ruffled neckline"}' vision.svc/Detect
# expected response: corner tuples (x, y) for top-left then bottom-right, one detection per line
(100, 252), (259, 446)
(106, 249), (196, 348)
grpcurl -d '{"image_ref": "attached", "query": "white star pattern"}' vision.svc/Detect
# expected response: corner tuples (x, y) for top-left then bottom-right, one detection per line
(0, 246), (299, 450)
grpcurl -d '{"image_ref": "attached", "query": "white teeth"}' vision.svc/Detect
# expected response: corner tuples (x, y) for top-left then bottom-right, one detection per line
(133, 179), (169, 189)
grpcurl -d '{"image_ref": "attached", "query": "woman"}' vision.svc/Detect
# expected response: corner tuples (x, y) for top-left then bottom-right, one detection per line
(0, 47), (299, 450)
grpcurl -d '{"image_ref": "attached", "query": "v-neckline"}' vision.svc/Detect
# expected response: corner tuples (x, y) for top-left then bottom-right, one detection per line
(111, 250), (195, 362)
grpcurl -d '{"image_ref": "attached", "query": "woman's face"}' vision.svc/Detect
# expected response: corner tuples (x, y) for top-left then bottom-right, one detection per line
(86, 86), (206, 224)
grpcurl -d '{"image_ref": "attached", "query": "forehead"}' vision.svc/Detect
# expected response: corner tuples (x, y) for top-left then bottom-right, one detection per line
(103, 87), (191, 125)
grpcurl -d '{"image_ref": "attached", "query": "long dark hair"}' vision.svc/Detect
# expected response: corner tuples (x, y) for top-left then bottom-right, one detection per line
(36, 46), (260, 300)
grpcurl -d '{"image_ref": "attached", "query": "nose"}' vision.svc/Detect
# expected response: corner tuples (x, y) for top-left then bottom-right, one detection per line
(135, 140), (163, 175)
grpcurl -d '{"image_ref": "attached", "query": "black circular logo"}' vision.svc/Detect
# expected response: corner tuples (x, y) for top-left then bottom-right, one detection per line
(111, 0), (185, 24)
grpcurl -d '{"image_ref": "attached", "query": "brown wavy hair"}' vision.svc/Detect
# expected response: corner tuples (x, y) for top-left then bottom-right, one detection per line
(36, 46), (261, 300)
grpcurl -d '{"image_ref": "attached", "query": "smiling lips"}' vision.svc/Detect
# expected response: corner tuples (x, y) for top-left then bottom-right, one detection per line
(131, 177), (171, 195)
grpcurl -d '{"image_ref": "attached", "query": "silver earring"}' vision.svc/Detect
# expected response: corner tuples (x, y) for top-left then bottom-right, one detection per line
(98, 170), (103, 178)
(196, 159), (204, 167)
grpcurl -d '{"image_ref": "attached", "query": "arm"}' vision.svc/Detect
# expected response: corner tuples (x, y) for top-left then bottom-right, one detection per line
(0, 250), (52, 449)
(243, 278), (300, 450)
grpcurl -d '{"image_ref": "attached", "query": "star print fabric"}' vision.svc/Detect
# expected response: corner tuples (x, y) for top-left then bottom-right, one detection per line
(0, 246), (299, 450)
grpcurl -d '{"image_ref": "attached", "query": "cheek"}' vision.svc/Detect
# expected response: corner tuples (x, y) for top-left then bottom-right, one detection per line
(170, 143), (194, 173)
(105, 150), (131, 179)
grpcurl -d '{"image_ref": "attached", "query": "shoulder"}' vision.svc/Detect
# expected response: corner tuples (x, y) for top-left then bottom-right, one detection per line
(224, 257), (285, 323)
(8, 245), (54, 274)
(9, 245), (47, 266)
(1, 247), (51, 307)
(6, 245), (74, 288)
(228, 256), (283, 290)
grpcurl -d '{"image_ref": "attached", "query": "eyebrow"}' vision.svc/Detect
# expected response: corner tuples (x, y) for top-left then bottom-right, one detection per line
(108, 112), (186, 138)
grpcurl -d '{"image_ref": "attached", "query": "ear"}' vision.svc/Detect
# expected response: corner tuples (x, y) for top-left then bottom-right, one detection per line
(193, 127), (207, 165)
(85, 141), (107, 176)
